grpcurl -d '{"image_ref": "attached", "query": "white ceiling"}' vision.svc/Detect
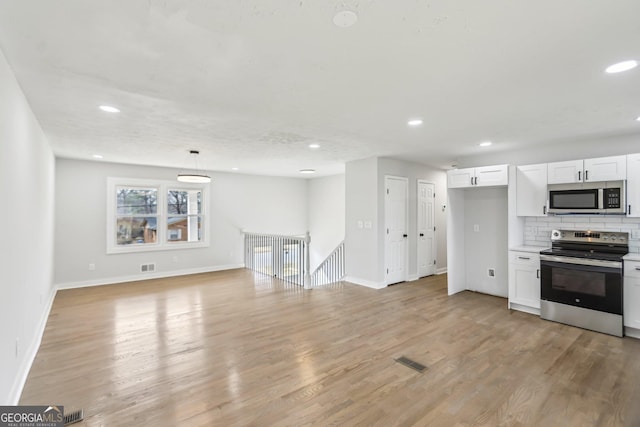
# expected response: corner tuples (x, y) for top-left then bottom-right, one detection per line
(0, 1), (639, 177)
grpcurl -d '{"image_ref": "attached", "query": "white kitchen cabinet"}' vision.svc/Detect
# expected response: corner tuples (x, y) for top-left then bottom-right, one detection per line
(624, 260), (640, 337)
(447, 164), (508, 188)
(447, 167), (476, 188)
(516, 164), (547, 216)
(547, 160), (584, 184)
(627, 153), (640, 217)
(508, 250), (540, 314)
(547, 155), (626, 184)
(584, 155), (626, 182)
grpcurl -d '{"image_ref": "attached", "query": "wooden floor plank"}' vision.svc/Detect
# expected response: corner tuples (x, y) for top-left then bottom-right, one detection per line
(19, 269), (640, 426)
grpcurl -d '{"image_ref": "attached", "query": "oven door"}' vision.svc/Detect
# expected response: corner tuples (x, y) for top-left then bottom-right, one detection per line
(540, 255), (622, 315)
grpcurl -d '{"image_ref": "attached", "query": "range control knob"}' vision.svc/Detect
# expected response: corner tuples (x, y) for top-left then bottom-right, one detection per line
(603, 235), (609, 240)
(611, 236), (617, 241)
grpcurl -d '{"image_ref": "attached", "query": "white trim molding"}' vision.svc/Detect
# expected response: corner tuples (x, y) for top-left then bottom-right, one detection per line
(8, 287), (57, 405)
(344, 276), (387, 290)
(55, 264), (244, 290)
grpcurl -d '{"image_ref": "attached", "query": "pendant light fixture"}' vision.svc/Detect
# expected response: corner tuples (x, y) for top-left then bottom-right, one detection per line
(177, 150), (211, 183)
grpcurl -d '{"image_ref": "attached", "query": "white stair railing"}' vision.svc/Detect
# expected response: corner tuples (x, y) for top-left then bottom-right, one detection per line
(310, 241), (345, 287)
(244, 232), (311, 288)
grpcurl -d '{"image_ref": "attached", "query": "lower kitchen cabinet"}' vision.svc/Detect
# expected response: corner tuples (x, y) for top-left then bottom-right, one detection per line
(508, 250), (540, 315)
(624, 260), (640, 338)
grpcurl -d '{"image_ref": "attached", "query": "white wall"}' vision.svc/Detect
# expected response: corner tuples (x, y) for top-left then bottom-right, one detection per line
(54, 159), (309, 287)
(463, 187), (508, 297)
(345, 156), (447, 288)
(378, 158), (448, 277)
(345, 157), (380, 286)
(0, 49), (56, 404)
(307, 174), (345, 270)
(457, 133), (640, 168)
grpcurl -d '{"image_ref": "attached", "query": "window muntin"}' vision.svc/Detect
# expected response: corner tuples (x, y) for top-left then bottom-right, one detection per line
(107, 178), (208, 254)
(167, 190), (203, 243)
(115, 187), (158, 246)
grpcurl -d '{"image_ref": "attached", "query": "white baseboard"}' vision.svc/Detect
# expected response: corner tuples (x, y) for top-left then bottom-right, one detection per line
(343, 276), (387, 290)
(55, 264), (245, 290)
(436, 267), (448, 275)
(407, 275), (419, 282)
(8, 286), (57, 405)
(625, 326), (640, 340)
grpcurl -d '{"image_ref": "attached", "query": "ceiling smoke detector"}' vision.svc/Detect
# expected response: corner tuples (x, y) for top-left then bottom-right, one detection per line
(333, 10), (358, 28)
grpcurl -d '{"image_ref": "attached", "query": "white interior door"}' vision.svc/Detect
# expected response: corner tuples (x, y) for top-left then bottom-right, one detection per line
(385, 176), (408, 285)
(417, 181), (436, 278)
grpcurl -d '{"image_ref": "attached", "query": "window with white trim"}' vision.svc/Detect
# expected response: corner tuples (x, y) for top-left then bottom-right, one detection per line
(107, 178), (209, 254)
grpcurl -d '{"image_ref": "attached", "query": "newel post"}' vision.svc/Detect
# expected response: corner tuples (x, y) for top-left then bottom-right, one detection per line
(304, 231), (312, 289)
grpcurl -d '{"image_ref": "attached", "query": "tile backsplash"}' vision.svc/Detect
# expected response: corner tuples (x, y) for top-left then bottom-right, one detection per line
(524, 216), (640, 253)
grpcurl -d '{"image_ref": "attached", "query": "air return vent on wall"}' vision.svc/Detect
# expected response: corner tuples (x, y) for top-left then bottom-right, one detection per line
(140, 263), (156, 273)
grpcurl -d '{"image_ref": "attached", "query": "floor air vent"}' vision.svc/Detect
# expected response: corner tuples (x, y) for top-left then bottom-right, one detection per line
(395, 356), (427, 373)
(64, 409), (83, 425)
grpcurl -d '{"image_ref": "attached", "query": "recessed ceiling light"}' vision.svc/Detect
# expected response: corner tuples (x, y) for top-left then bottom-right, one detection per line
(308, 143), (320, 149)
(299, 169), (316, 174)
(333, 10), (358, 28)
(408, 119), (423, 126)
(99, 105), (120, 113)
(636, 116), (640, 122)
(92, 154), (103, 159)
(479, 141), (492, 147)
(231, 167), (239, 171)
(605, 60), (638, 74)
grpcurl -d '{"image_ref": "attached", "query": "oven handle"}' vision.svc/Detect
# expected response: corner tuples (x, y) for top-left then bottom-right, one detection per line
(540, 254), (622, 269)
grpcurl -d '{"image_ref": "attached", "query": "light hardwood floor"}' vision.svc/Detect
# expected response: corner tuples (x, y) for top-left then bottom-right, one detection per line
(21, 270), (640, 426)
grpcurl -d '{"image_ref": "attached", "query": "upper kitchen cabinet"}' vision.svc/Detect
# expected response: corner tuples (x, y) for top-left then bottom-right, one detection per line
(516, 163), (547, 217)
(627, 153), (640, 217)
(547, 155), (626, 184)
(447, 165), (508, 188)
(584, 156), (626, 182)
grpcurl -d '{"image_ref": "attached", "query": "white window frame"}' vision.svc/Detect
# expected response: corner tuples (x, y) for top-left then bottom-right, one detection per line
(107, 177), (209, 254)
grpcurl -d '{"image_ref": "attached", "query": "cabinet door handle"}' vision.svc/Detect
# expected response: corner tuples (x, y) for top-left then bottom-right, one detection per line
(636, 267), (640, 271)
(471, 177), (474, 186)
(543, 205), (547, 215)
(537, 269), (540, 279)
(518, 256), (530, 260)
(629, 205), (632, 215)
(403, 234), (408, 238)
(585, 170), (589, 181)
(578, 170), (581, 181)
(419, 233), (424, 237)
(474, 177), (478, 185)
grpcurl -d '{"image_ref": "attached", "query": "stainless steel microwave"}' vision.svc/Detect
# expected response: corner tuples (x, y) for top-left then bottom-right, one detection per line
(548, 180), (626, 214)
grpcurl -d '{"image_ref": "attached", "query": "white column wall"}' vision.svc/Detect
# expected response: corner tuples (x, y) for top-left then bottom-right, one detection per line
(0, 49), (56, 404)
(307, 174), (345, 271)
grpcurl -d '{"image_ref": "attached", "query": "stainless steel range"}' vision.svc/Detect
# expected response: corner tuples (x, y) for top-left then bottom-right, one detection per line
(540, 229), (628, 337)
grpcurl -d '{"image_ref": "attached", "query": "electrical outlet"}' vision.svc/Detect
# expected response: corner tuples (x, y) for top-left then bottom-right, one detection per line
(172, 256), (179, 263)
(15, 338), (19, 358)
(632, 230), (640, 239)
(488, 268), (495, 278)
(88, 263), (96, 271)
(473, 224), (480, 232)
